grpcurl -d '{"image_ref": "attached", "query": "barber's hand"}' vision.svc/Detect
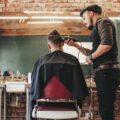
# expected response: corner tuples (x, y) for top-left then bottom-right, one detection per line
(64, 37), (76, 46)
(64, 39), (76, 46)
(86, 56), (93, 65)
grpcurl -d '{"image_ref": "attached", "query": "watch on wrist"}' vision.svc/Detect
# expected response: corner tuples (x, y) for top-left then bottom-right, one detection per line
(89, 54), (94, 61)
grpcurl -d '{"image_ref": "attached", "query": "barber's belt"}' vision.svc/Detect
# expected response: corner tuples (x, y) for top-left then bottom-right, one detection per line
(95, 64), (120, 73)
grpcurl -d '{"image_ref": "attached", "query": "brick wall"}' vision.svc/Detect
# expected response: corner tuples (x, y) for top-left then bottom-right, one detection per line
(0, 0), (120, 13)
(2, 93), (26, 120)
(82, 90), (120, 120)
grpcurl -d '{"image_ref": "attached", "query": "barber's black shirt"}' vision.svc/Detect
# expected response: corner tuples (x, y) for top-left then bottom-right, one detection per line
(91, 18), (118, 68)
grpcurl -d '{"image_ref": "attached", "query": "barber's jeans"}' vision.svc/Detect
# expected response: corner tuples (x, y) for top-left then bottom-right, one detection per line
(94, 68), (120, 120)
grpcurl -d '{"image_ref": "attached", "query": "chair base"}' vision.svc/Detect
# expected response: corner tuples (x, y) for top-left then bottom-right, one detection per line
(32, 108), (78, 119)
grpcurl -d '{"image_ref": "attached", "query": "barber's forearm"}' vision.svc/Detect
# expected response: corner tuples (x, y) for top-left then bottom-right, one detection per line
(92, 45), (112, 60)
(74, 43), (92, 56)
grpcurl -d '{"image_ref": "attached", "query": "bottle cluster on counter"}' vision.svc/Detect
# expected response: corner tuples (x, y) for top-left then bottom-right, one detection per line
(0, 72), (27, 83)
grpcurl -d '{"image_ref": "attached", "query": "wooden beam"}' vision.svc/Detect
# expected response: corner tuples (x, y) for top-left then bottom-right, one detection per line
(0, 29), (90, 36)
(0, 22), (84, 29)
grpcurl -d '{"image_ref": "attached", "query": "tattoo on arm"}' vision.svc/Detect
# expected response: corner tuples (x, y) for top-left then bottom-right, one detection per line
(75, 45), (92, 56)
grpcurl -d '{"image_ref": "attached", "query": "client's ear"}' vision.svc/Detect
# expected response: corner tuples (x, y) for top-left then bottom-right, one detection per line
(47, 42), (51, 50)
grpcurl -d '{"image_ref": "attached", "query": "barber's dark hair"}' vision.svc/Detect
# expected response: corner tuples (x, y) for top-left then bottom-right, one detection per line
(80, 4), (102, 17)
(48, 30), (64, 45)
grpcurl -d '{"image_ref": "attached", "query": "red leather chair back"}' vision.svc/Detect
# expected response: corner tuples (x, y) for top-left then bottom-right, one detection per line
(43, 75), (72, 99)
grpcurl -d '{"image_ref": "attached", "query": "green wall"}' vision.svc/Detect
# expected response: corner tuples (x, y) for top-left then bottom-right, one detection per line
(0, 36), (49, 74)
(0, 35), (93, 75)
(115, 20), (120, 62)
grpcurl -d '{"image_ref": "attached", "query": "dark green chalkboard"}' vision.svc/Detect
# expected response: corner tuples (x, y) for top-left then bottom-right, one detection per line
(0, 36), (49, 74)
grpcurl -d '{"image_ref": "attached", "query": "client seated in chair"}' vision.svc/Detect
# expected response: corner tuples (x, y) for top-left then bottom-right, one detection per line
(30, 30), (89, 120)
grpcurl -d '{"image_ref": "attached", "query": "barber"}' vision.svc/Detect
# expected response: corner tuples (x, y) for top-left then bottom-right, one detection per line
(65, 4), (120, 120)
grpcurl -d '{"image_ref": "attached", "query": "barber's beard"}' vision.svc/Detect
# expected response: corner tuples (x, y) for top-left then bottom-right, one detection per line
(88, 18), (93, 30)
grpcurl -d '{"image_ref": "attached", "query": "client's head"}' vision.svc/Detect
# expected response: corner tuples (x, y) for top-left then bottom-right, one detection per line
(48, 30), (64, 52)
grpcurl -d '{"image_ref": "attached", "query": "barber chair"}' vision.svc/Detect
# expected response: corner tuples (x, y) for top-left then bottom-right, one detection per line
(32, 75), (80, 120)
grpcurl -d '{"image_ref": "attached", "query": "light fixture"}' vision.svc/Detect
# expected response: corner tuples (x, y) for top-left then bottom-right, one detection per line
(0, 15), (120, 20)
(27, 21), (63, 24)
(31, 16), (82, 20)
(24, 10), (63, 14)
(0, 15), (82, 20)
(109, 17), (120, 20)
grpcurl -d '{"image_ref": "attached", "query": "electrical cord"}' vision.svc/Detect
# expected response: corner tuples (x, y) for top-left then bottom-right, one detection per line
(77, 42), (93, 119)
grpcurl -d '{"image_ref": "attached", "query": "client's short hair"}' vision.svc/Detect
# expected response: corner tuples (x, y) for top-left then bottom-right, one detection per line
(48, 30), (64, 45)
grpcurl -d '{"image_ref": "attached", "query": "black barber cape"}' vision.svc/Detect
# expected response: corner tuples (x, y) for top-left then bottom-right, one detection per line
(31, 50), (88, 117)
